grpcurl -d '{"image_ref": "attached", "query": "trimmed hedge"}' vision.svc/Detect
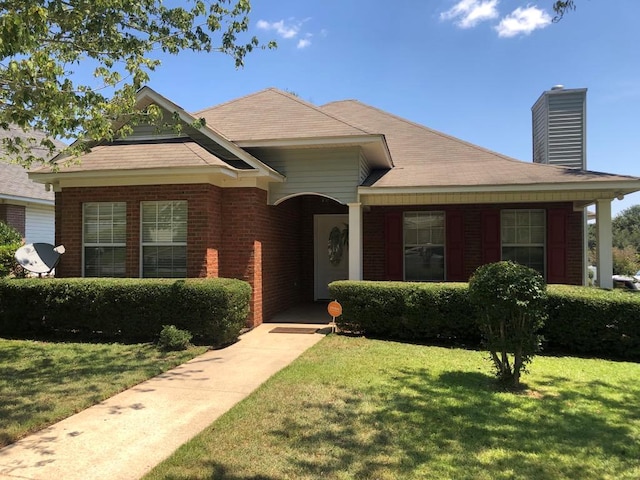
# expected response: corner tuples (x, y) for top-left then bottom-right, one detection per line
(329, 280), (640, 360)
(545, 285), (640, 359)
(0, 278), (251, 347)
(328, 281), (479, 344)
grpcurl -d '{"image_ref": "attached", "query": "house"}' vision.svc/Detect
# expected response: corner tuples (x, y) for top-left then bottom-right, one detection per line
(29, 87), (640, 326)
(0, 126), (65, 244)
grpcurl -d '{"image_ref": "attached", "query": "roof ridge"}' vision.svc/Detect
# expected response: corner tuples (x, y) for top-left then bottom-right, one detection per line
(195, 88), (371, 135)
(193, 88), (277, 115)
(325, 99), (548, 167)
(268, 89), (371, 135)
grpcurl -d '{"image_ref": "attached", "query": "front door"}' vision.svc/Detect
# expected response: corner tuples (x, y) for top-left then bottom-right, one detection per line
(314, 214), (349, 300)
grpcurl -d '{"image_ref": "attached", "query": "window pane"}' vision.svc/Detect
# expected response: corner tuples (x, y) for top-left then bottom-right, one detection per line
(403, 212), (445, 281)
(84, 247), (126, 277)
(516, 227), (530, 244)
(173, 223), (187, 243)
(141, 201), (188, 278)
(84, 223), (98, 244)
(502, 226), (515, 244)
(83, 202), (126, 277)
(143, 246), (187, 278)
(405, 246), (445, 281)
(531, 226), (545, 244)
(501, 209), (545, 276)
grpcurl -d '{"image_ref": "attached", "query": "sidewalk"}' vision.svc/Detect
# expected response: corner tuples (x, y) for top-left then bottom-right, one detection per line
(0, 321), (328, 480)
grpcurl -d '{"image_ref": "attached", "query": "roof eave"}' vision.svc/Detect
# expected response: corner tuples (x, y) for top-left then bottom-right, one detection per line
(359, 180), (640, 196)
(28, 165), (241, 183)
(0, 193), (54, 206)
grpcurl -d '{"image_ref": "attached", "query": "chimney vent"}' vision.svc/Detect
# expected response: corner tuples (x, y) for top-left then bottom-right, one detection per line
(532, 86), (587, 169)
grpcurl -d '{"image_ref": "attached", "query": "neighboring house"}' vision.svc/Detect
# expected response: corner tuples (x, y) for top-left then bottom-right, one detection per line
(0, 126), (65, 244)
(29, 87), (640, 326)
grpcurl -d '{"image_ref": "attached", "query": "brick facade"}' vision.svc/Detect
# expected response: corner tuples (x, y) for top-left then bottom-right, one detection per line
(55, 186), (584, 328)
(363, 202), (583, 285)
(0, 204), (26, 238)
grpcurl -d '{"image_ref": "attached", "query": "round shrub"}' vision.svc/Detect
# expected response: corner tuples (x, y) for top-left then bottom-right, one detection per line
(158, 325), (193, 351)
(469, 261), (547, 388)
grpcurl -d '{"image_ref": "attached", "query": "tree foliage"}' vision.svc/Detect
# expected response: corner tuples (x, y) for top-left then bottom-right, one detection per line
(0, 0), (275, 166)
(0, 221), (23, 277)
(612, 205), (640, 253)
(588, 205), (640, 273)
(469, 261), (547, 389)
(552, 1), (576, 21)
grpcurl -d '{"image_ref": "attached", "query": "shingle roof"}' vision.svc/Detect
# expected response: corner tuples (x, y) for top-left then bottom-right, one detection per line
(0, 126), (66, 202)
(195, 88), (369, 141)
(50, 138), (238, 172)
(320, 100), (637, 188)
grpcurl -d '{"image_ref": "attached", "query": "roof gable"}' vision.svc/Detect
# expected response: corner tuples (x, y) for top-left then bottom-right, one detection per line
(195, 88), (370, 142)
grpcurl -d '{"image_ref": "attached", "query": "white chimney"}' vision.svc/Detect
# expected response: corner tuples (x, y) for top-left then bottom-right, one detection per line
(532, 86), (587, 169)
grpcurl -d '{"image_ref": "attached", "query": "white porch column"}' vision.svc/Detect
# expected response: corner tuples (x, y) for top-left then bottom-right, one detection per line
(348, 202), (363, 280)
(596, 199), (613, 289)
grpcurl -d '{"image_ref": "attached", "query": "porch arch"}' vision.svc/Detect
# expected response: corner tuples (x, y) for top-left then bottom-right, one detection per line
(273, 191), (345, 206)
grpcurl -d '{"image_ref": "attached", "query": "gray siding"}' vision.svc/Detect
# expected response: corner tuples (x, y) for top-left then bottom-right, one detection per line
(532, 88), (586, 169)
(358, 151), (371, 184)
(251, 147), (361, 205)
(121, 122), (185, 141)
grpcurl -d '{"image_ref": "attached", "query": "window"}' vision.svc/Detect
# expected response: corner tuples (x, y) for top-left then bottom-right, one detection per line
(83, 202), (126, 277)
(501, 209), (545, 275)
(404, 211), (445, 281)
(141, 201), (187, 278)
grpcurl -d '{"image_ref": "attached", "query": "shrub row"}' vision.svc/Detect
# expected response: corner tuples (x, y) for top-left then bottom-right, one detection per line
(545, 285), (640, 359)
(329, 281), (640, 360)
(328, 281), (479, 344)
(0, 278), (251, 347)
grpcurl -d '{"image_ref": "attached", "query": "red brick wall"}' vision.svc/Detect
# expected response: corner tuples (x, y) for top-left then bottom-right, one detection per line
(219, 189), (306, 325)
(0, 204), (26, 238)
(364, 202), (583, 285)
(55, 184), (312, 327)
(55, 185), (222, 278)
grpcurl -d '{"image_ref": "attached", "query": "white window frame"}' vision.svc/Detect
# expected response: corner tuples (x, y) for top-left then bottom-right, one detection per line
(403, 211), (446, 282)
(82, 202), (126, 277)
(501, 209), (546, 276)
(140, 200), (187, 278)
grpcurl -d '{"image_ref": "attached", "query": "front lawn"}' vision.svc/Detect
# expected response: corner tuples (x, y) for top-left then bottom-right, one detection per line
(146, 335), (640, 480)
(0, 338), (206, 447)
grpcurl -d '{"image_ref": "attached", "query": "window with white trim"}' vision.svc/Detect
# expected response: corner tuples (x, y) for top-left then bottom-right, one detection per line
(404, 211), (445, 281)
(501, 209), (545, 275)
(141, 201), (187, 278)
(83, 202), (126, 277)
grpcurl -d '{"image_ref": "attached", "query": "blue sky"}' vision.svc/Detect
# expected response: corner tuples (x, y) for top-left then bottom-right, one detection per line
(142, 0), (640, 216)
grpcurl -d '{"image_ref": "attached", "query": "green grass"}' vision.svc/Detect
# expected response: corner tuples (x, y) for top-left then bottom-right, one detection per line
(0, 338), (206, 447)
(146, 335), (640, 480)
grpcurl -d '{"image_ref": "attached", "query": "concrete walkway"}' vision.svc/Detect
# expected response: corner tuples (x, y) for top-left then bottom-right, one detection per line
(0, 320), (329, 480)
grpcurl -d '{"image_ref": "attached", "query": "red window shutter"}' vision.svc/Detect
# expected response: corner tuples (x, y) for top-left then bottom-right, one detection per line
(384, 212), (403, 280)
(547, 208), (569, 284)
(481, 209), (501, 264)
(446, 210), (465, 281)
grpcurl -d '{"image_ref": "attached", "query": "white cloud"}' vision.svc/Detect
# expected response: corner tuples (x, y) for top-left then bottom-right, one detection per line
(297, 38), (311, 49)
(440, 0), (499, 28)
(495, 6), (552, 37)
(256, 19), (300, 39)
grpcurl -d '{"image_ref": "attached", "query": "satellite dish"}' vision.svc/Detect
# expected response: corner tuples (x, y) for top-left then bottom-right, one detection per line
(14, 243), (65, 275)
